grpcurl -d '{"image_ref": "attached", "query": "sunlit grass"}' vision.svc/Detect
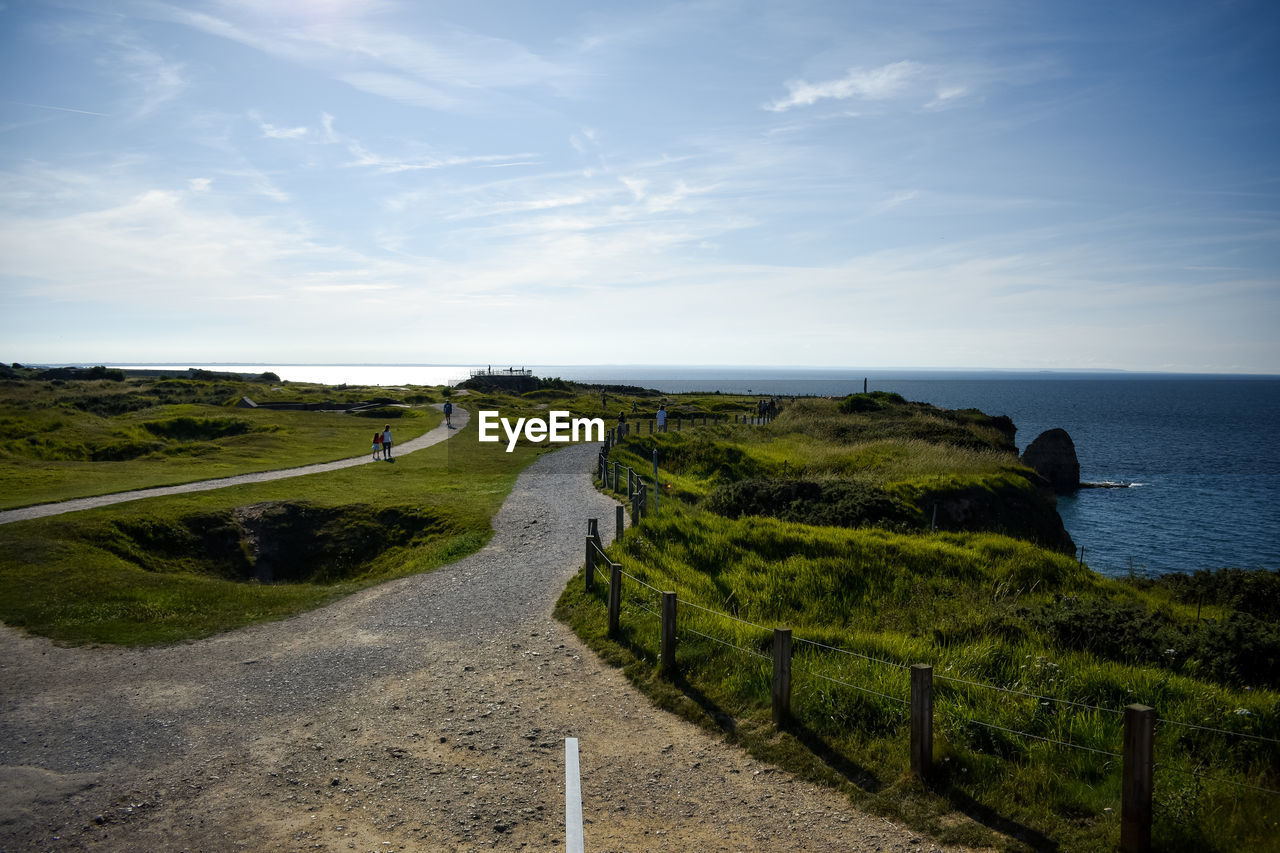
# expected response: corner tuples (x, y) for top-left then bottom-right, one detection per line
(0, 398), (541, 645)
(558, 504), (1279, 852)
(0, 377), (443, 508)
(557, 394), (1279, 852)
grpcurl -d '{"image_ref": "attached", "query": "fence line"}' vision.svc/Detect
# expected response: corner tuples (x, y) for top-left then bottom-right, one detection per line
(794, 636), (910, 671)
(803, 666), (910, 707)
(934, 673), (1125, 717)
(591, 512), (1272, 755)
(680, 598), (772, 633)
(1157, 717), (1280, 745)
(681, 625), (773, 662)
(586, 434), (1277, 851)
(1154, 764), (1280, 796)
(957, 717), (1123, 759)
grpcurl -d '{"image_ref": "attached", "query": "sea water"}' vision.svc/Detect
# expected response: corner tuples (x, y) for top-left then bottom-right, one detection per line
(109, 364), (1279, 579)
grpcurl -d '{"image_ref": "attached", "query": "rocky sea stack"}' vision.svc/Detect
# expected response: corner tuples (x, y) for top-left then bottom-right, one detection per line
(1021, 428), (1081, 494)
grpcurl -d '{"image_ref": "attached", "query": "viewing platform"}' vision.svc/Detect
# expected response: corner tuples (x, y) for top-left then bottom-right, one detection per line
(462, 366), (538, 392)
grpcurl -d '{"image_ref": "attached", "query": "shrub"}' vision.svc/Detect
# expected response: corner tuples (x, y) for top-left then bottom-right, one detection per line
(1148, 567), (1280, 621)
(705, 477), (918, 530)
(838, 391), (906, 413)
(1029, 595), (1280, 689)
(90, 440), (164, 461)
(142, 416), (254, 440)
(353, 407), (407, 420)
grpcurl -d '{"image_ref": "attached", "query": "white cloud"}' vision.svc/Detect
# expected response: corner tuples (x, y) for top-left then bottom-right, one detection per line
(873, 189), (920, 212)
(0, 170), (348, 302)
(338, 72), (457, 110)
(148, 2), (577, 112)
(765, 61), (923, 112)
(926, 85), (971, 110)
(259, 122), (308, 139)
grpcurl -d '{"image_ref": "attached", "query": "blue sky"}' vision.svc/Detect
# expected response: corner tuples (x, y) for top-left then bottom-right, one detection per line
(1, 0), (1277, 372)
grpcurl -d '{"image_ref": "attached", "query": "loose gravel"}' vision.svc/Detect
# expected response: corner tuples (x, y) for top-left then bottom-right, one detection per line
(0, 437), (983, 852)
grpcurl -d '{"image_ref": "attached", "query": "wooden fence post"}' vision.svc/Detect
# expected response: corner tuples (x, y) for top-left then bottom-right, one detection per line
(660, 592), (677, 677)
(627, 467), (634, 500)
(616, 504), (624, 541)
(607, 562), (622, 639)
(910, 664), (933, 781)
(588, 518), (599, 547)
(584, 537), (595, 592)
(1121, 704), (1156, 853)
(772, 628), (792, 728)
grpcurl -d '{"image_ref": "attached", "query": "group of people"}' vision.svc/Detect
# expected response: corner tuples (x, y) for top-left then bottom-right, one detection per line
(371, 424), (393, 461)
(369, 401), (454, 462)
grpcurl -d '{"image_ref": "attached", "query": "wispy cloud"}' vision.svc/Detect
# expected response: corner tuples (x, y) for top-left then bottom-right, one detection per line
(765, 61), (923, 112)
(5, 101), (111, 117)
(252, 112), (308, 139)
(146, 1), (577, 112)
(104, 33), (187, 117)
(338, 72), (457, 110)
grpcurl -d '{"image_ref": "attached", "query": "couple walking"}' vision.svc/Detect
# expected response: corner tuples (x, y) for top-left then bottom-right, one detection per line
(370, 424), (394, 461)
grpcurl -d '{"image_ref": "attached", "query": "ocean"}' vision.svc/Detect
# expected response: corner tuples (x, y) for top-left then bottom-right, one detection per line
(110, 364), (1280, 579)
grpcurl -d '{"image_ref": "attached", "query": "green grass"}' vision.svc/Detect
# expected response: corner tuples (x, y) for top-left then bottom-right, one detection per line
(558, 505), (1279, 852)
(0, 376), (442, 508)
(0, 383), (548, 645)
(556, 394), (1280, 853)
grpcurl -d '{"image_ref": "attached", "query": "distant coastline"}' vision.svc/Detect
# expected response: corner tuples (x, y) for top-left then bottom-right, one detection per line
(69, 361), (1280, 390)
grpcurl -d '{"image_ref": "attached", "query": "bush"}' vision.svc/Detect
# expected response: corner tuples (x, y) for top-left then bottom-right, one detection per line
(90, 440), (164, 461)
(705, 477), (918, 530)
(1148, 568), (1280, 621)
(72, 393), (160, 416)
(142, 416), (254, 440)
(839, 391), (906, 413)
(1029, 595), (1280, 689)
(353, 407), (407, 420)
(636, 434), (766, 481)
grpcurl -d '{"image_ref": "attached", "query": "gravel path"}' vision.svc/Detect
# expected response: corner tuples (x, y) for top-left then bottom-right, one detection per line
(0, 434), (977, 852)
(0, 406), (470, 526)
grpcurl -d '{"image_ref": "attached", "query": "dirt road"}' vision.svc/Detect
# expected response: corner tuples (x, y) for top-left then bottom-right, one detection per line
(0, 438), (972, 852)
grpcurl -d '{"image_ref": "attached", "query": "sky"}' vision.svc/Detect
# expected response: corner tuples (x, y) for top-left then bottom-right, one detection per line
(1, 1), (1277, 373)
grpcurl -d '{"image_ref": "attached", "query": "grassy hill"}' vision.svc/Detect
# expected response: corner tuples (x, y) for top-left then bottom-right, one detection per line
(556, 393), (1279, 853)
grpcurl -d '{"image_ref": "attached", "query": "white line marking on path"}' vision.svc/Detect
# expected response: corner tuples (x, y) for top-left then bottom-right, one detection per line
(565, 737), (584, 853)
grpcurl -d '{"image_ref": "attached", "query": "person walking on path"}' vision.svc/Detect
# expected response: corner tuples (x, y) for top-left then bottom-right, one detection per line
(443, 400), (453, 429)
(371, 431), (383, 460)
(381, 424), (393, 460)
(656, 404), (667, 433)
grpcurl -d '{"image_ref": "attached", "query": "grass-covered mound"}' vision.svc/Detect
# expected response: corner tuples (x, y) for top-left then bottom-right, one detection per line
(0, 373), (442, 509)
(558, 395), (1278, 853)
(0, 379), (588, 645)
(606, 394), (1072, 551)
